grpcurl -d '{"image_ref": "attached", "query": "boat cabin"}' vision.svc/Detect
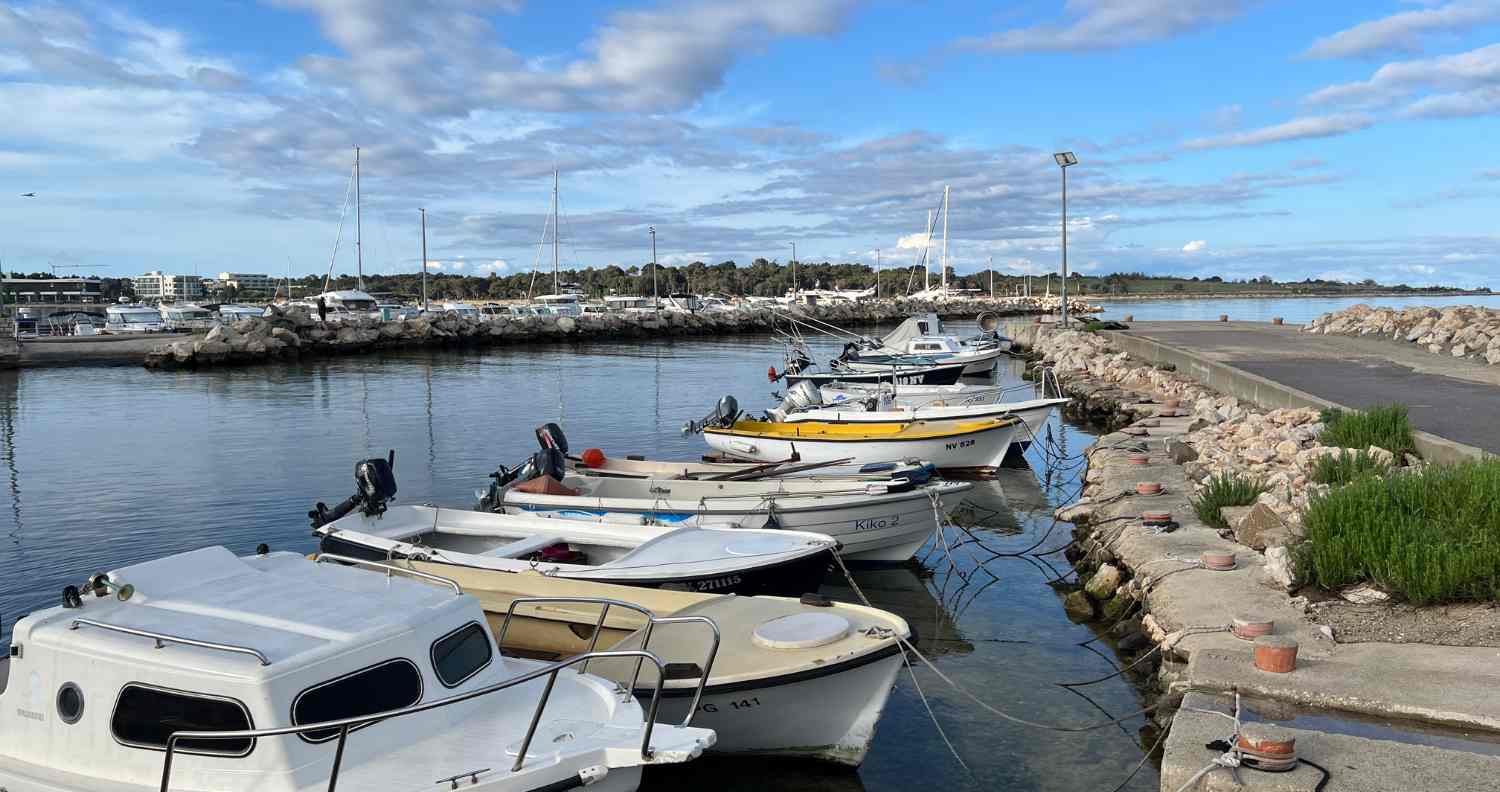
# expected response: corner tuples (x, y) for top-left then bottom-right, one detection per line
(158, 303), (216, 331)
(217, 304), (266, 322)
(603, 296), (655, 312)
(532, 294), (582, 316)
(105, 305), (165, 333)
(312, 290), (378, 320)
(0, 547), (505, 791)
(440, 302), (481, 318)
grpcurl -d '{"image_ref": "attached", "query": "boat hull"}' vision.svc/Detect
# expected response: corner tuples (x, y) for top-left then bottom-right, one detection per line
(503, 486), (966, 564)
(318, 533), (833, 597)
(785, 363), (966, 386)
(639, 647), (903, 766)
(785, 400), (1064, 452)
(704, 420), (1018, 475)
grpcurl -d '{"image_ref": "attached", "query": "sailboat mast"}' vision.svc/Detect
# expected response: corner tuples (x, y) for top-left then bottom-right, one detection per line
(924, 210), (932, 292)
(420, 208), (429, 311)
(355, 147), (363, 292)
(876, 248), (881, 300)
(552, 169), (560, 295)
(940, 185), (949, 295)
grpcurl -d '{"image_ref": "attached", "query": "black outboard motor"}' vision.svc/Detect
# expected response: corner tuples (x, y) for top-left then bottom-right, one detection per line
(310, 450), (398, 529)
(839, 341), (860, 362)
(535, 422), (569, 455)
(681, 395), (740, 435)
(479, 443), (566, 512)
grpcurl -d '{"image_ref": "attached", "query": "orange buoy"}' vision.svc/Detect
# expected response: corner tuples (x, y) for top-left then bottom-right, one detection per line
(580, 448), (607, 468)
(767, 366), (779, 382)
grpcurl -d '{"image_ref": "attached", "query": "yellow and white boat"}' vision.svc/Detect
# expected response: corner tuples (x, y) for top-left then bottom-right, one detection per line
(702, 416), (1020, 474)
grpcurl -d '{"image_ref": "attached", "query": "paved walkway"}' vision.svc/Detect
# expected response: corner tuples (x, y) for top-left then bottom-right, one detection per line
(1123, 321), (1500, 454)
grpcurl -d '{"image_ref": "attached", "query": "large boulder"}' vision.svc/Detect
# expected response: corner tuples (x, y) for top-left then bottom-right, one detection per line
(284, 307), (316, 328)
(1085, 563), (1122, 600)
(270, 326), (301, 347)
(1063, 591), (1097, 622)
(1232, 502), (1293, 551)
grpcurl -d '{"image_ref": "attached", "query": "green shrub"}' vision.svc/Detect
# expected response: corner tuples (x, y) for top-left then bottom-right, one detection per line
(1308, 450), (1392, 486)
(1191, 473), (1268, 529)
(1319, 403), (1416, 458)
(1303, 459), (1500, 605)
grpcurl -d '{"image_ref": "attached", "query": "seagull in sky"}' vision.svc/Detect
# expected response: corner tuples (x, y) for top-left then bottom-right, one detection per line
(20, 192), (35, 197)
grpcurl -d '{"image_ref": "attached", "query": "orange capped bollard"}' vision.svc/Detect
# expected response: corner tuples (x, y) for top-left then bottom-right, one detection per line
(580, 448), (607, 468)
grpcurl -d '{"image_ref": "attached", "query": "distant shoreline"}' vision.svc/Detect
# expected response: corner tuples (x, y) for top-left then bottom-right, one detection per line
(1085, 289), (1493, 303)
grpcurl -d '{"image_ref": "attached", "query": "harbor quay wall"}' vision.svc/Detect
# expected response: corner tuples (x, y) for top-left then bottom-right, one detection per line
(1031, 328), (1500, 791)
(140, 297), (1094, 371)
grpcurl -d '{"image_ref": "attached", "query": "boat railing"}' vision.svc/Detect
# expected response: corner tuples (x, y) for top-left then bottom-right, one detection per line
(312, 553), (464, 595)
(156, 648), (673, 792)
(495, 596), (720, 727)
(68, 618), (272, 666)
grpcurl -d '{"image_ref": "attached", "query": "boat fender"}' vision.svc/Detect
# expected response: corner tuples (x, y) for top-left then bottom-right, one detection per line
(800, 593), (833, 607)
(580, 448), (606, 468)
(767, 366), (779, 382)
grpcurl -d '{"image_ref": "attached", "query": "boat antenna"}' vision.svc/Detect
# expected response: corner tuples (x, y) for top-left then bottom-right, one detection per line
(355, 146), (363, 292)
(419, 208), (429, 311)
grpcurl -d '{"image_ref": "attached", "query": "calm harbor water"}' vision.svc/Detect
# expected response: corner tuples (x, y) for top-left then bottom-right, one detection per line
(0, 319), (1158, 790)
(1093, 293), (1500, 324)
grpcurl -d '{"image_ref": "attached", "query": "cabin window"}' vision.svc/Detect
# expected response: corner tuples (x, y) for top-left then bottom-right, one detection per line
(111, 684), (254, 756)
(292, 659), (422, 743)
(430, 622), (493, 688)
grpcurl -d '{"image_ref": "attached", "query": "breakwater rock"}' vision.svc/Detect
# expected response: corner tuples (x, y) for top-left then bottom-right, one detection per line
(143, 296), (1087, 370)
(1304, 303), (1500, 366)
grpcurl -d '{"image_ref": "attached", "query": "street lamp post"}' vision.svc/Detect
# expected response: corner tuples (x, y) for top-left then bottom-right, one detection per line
(1053, 151), (1077, 326)
(649, 226), (658, 309)
(790, 242), (797, 301)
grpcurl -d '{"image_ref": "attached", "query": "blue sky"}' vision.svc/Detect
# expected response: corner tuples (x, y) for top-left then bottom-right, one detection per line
(4, 0), (1500, 287)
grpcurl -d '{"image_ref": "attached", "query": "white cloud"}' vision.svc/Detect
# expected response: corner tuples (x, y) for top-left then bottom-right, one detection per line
(1302, 1), (1500, 60)
(473, 259), (511, 274)
(1306, 42), (1500, 106)
(1182, 239), (1207, 253)
(957, 0), (1252, 54)
(1182, 114), (1375, 150)
(896, 231), (931, 249)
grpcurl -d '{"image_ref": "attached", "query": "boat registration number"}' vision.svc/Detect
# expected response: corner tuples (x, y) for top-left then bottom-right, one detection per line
(690, 574), (743, 592)
(854, 514), (901, 531)
(945, 438), (976, 450)
(699, 696), (761, 713)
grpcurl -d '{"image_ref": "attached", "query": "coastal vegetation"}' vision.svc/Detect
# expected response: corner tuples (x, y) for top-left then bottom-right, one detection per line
(1307, 449), (1392, 486)
(1318, 404), (1417, 457)
(1190, 472), (1268, 529)
(1302, 459), (1500, 604)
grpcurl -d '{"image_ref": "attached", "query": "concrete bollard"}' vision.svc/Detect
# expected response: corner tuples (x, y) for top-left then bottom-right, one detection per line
(1201, 550), (1237, 570)
(1253, 635), (1299, 673)
(1232, 616), (1275, 641)
(1135, 481), (1164, 496)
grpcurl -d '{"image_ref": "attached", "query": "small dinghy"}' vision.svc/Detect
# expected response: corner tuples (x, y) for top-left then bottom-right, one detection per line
(480, 429), (970, 564)
(786, 381), (1071, 450)
(311, 463), (836, 596)
(0, 546), (713, 792)
(400, 559), (911, 767)
(683, 394), (1022, 475)
(780, 359), (968, 387)
(568, 446), (940, 483)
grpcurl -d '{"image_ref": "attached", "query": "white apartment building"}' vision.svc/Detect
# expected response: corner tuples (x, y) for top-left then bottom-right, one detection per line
(217, 272), (275, 296)
(132, 271), (204, 302)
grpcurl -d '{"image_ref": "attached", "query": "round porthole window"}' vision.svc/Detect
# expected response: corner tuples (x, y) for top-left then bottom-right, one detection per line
(56, 683), (84, 724)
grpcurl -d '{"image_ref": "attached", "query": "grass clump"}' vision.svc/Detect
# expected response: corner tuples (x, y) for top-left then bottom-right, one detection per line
(1319, 404), (1416, 458)
(1308, 450), (1392, 486)
(1303, 459), (1500, 605)
(1191, 472), (1268, 529)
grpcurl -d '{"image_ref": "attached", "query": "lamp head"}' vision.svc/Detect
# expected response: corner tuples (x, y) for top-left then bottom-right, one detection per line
(1053, 151), (1078, 167)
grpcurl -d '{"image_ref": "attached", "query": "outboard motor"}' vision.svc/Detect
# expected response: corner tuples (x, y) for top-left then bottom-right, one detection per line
(535, 422), (569, 455)
(779, 380), (823, 413)
(310, 450), (398, 529)
(479, 446), (566, 511)
(682, 395), (740, 435)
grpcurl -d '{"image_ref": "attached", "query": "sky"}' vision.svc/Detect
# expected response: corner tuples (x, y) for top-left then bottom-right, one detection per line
(3, 0), (1500, 288)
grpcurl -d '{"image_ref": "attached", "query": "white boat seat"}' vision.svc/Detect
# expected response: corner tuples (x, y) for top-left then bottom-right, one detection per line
(473, 535), (569, 559)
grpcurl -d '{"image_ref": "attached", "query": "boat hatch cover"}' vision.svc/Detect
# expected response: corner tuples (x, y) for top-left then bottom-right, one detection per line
(752, 613), (851, 650)
(724, 535), (807, 556)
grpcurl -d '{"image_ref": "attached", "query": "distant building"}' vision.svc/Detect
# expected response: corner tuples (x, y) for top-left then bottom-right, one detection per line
(132, 271), (203, 302)
(0, 277), (106, 304)
(217, 272), (274, 296)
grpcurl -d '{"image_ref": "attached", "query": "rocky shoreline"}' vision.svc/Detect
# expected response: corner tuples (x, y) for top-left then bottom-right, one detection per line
(1304, 303), (1500, 366)
(143, 296), (1093, 370)
(1028, 327), (1500, 782)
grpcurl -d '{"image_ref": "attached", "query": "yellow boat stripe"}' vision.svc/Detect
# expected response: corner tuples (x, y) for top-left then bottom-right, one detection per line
(704, 416), (1018, 442)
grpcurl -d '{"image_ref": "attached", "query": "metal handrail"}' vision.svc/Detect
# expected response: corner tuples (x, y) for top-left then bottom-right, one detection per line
(69, 618), (271, 666)
(496, 596), (720, 727)
(158, 648), (671, 792)
(313, 553), (463, 595)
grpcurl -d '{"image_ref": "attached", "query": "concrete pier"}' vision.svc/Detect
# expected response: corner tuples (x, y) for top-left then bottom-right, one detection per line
(1111, 321), (1495, 462)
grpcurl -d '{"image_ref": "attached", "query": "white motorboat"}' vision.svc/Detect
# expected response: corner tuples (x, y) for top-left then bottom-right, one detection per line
(311, 289), (379, 322)
(0, 546), (713, 792)
(405, 561), (910, 766)
(313, 498), (837, 596)
(839, 313), (1011, 374)
(482, 439), (969, 563)
(104, 304), (165, 333)
(796, 381), (1071, 449)
(567, 448), (940, 483)
(158, 303), (217, 332)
